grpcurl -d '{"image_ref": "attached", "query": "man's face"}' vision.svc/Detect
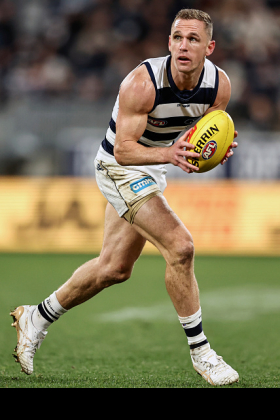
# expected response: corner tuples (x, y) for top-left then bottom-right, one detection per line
(169, 19), (215, 75)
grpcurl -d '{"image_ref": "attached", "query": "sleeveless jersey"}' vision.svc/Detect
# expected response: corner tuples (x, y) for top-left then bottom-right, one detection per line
(100, 55), (219, 156)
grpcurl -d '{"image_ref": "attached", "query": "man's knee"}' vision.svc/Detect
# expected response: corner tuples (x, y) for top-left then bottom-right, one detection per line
(98, 264), (132, 288)
(169, 235), (195, 267)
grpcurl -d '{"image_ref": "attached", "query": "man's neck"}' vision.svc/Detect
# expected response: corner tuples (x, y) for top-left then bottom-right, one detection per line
(170, 59), (205, 91)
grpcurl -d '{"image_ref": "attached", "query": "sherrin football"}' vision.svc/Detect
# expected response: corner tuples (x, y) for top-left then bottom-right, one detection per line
(187, 110), (235, 173)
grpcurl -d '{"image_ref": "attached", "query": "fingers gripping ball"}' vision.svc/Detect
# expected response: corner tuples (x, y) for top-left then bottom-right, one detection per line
(187, 110), (235, 173)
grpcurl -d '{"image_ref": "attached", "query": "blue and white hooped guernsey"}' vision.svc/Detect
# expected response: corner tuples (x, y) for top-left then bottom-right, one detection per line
(100, 55), (219, 157)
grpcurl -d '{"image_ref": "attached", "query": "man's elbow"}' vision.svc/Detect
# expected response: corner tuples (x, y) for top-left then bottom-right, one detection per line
(114, 144), (126, 166)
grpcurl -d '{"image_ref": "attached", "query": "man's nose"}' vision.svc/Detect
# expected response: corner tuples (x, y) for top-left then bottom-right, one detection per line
(180, 38), (188, 50)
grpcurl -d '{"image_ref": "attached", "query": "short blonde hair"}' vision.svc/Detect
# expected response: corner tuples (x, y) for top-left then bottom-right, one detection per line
(171, 9), (213, 40)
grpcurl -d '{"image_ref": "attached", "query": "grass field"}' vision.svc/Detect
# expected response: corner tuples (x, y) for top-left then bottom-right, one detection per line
(0, 253), (279, 388)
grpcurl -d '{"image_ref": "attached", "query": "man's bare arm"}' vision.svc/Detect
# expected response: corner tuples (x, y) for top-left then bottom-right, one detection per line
(114, 65), (200, 173)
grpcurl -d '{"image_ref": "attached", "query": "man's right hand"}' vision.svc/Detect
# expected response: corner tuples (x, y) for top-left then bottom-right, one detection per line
(166, 129), (201, 173)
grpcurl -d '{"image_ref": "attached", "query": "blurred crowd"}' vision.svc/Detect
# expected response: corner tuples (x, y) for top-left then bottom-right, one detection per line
(0, 0), (280, 130)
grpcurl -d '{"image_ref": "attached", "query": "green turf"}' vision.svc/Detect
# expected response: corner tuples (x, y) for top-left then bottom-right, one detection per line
(0, 253), (279, 388)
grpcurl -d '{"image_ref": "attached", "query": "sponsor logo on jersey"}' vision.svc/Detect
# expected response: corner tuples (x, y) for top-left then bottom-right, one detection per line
(202, 140), (217, 160)
(130, 176), (156, 193)
(148, 117), (168, 127)
(184, 118), (197, 126)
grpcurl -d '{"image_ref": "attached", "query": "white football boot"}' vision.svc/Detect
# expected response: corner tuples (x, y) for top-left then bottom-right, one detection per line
(10, 305), (47, 375)
(191, 344), (239, 386)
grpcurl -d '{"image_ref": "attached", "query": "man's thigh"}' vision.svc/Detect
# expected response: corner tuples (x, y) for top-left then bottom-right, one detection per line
(133, 195), (193, 260)
(99, 203), (147, 270)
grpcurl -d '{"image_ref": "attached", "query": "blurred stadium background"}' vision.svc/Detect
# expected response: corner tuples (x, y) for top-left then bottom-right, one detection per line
(0, 0), (279, 255)
(1, 0), (280, 388)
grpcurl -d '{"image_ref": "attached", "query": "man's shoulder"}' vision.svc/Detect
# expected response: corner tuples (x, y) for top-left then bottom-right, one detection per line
(118, 55), (170, 114)
(209, 64), (231, 110)
(119, 65), (156, 114)
(209, 60), (230, 85)
(142, 55), (169, 65)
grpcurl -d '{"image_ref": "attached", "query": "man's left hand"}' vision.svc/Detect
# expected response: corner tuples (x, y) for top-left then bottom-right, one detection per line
(221, 131), (238, 165)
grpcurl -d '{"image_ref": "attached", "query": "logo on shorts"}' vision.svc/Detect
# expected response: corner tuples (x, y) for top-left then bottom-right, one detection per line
(202, 140), (217, 160)
(96, 163), (104, 171)
(130, 176), (156, 193)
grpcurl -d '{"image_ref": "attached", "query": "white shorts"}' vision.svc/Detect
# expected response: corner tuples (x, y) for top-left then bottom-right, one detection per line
(94, 156), (167, 224)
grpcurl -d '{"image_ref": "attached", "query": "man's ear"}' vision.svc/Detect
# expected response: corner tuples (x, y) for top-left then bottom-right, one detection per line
(206, 40), (215, 57)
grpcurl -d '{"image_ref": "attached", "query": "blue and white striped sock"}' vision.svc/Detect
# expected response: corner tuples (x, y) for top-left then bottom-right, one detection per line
(32, 292), (68, 331)
(178, 307), (209, 350)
